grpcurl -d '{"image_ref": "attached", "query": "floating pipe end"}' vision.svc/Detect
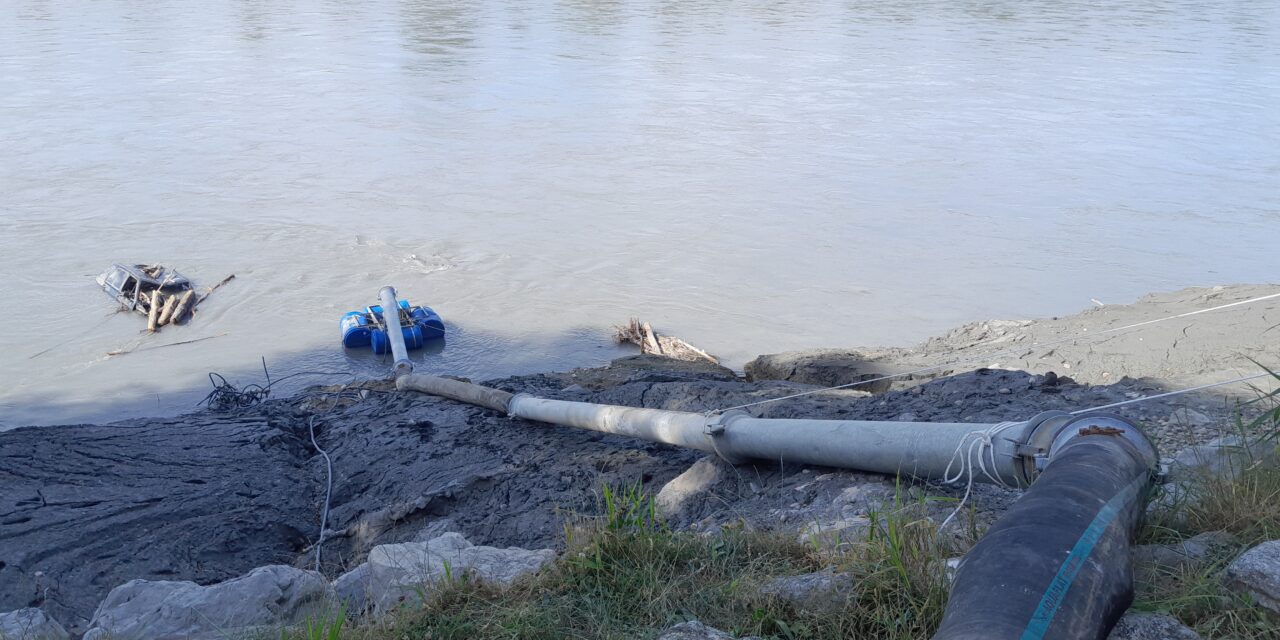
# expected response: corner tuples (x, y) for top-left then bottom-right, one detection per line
(378, 285), (414, 377)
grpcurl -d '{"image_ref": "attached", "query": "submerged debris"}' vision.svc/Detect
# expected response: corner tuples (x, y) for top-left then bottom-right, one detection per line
(95, 264), (234, 333)
(615, 318), (718, 364)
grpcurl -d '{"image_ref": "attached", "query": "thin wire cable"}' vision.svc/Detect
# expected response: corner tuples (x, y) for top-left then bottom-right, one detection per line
(307, 415), (334, 573)
(1068, 371), (1276, 415)
(199, 368), (360, 410)
(716, 290), (1280, 413)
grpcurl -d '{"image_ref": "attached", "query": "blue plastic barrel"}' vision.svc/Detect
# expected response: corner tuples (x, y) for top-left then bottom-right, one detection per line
(412, 306), (446, 340)
(343, 299), (444, 352)
(341, 312), (372, 348)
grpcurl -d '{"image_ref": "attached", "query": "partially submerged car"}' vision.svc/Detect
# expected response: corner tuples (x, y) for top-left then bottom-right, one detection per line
(96, 263), (192, 316)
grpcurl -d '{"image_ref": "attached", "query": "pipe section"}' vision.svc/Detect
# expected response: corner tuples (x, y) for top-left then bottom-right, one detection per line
(508, 395), (716, 453)
(508, 395), (1037, 485)
(397, 375), (1092, 487)
(397, 374), (514, 413)
(932, 415), (1158, 640)
(712, 414), (1032, 484)
(379, 286), (413, 377)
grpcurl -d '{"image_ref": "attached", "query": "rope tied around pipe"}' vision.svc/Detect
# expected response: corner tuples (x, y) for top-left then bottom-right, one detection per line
(938, 421), (1024, 533)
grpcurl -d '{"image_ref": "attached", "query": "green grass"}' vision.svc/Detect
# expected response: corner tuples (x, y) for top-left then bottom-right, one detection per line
(286, 484), (955, 640)
(1130, 456), (1280, 639)
(1130, 374), (1280, 639)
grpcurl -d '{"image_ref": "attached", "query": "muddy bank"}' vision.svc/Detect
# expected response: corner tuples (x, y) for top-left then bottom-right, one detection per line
(747, 284), (1280, 394)
(2, 285), (1275, 631)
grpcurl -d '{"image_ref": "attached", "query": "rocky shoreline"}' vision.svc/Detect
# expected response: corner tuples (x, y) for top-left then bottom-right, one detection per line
(3, 284), (1278, 636)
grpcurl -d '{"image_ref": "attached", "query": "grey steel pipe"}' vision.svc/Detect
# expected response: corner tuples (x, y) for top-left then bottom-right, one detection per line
(508, 394), (1035, 485)
(379, 286), (413, 377)
(397, 374), (514, 413)
(508, 395), (717, 454)
(712, 414), (1031, 484)
(398, 375), (1156, 488)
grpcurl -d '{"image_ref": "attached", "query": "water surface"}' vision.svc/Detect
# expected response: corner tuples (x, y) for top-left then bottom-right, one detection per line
(2, 0), (1278, 427)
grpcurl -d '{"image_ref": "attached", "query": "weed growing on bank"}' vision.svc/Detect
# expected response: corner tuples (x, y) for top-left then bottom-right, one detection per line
(287, 483), (957, 640)
(1132, 463), (1280, 639)
(1133, 375), (1280, 640)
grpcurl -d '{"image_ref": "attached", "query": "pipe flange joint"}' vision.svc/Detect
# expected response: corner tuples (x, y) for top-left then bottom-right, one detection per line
(506, 392), (534, 419)
(1049, 413), (1160, 472)
(704, 410), (750, 465)
(1016, 410), (1075, 484)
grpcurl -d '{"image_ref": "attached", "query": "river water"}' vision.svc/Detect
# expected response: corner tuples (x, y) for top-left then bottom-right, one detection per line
(2, 0), (1277, 427)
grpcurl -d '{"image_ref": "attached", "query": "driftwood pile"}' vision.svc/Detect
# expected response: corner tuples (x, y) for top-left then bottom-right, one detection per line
(614, 318), (718, 364)
(145, 274), (235, 333)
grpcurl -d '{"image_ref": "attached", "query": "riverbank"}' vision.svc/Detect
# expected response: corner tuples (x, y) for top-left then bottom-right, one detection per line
(2, 285), (1278, 635)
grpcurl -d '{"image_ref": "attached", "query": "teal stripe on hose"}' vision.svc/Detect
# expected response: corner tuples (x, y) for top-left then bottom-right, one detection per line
(1019, 473), (1148, 640)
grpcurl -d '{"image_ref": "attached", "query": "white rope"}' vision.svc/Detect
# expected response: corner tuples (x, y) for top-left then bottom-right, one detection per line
(931, 370), (1278, 533)
(308, 415), (334, 573)
(938, 421), (1023, 533)
(716, 290), (1280, 414)
(1069, 371), (1276, 415)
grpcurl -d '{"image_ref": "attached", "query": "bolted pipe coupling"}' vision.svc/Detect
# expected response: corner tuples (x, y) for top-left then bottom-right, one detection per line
(702, 410), (751, 464)
(1017, 411), (1159, 481)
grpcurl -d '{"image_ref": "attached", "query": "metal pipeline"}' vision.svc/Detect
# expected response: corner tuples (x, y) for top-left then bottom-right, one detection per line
(398, 374), (1043, 483)
(507, 394), (1040, 484)
(379, 286), (413, 377)
(396, 374), (1155, 487)
(397, 374), (1161, 639)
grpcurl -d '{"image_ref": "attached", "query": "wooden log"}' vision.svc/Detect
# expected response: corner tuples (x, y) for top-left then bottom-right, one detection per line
(157, 293), (179, 326)
(170, 290), (196, 324)
(657, 335), (719, 364)
(107, 332), (227, 357)
(641, 321), (663, 355)
(190, 274), (236, 317)
(147, 290), (163, 333)
(614, 317), (718, 364)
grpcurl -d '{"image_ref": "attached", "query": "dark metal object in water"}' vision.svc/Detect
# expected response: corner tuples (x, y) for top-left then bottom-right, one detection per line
(96, 263), (193, 317)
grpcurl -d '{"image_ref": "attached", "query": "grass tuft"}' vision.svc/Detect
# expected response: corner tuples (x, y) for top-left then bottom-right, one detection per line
(1131, 368), (1280, 639)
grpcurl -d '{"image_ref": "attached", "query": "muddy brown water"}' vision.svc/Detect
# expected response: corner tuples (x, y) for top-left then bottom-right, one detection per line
(2, 0), (1278, 427)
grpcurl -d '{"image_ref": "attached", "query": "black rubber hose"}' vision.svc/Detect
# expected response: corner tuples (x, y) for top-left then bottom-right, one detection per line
(932, 432), (1155, 640)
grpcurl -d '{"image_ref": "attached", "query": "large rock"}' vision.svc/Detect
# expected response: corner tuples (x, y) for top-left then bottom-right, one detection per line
(332, 563), (371, 614)
(0, 608), (69, 640)
(656, 457), (725, 518)
(81, 565), (331, 640)
(1224, 540), (1280, 614)
(1133, 531), (1237, 582)
(743, 349), (908, 394)
(759, 568), (855, 607)
(1168, 435), (1280, 481)
(655, 621), (736, 640)
(1107, 611), (1201, 639)
(365, 533), (554, 611)
(797, 517), (872, 553)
